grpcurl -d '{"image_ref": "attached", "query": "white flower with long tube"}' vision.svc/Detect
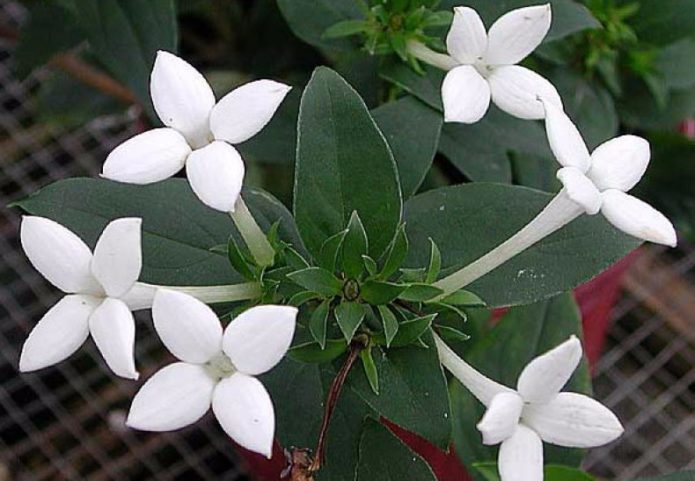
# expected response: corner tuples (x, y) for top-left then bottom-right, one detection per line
(19, 216), (143, 379)
(431, 4), (562, 123)
(433, 99), (677, 297)
(126, 290), (297, 458)
(434, 334), (623, 481)
(102, 50), (291, 213)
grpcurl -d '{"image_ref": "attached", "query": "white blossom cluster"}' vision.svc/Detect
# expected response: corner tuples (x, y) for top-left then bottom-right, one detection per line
(16, 4), (678, 480)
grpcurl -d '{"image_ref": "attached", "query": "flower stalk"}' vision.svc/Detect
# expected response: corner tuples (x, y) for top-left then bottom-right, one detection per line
(433, 190), (583, 298)
(125, 281), (262, 309)
(406, 40), (458, 71)
(229, 196), (276, 268)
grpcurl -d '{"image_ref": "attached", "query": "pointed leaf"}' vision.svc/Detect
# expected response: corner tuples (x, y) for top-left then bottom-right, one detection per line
(342, 211), (368, 279)
(309, 299), (331, 348)
(289, 339), (347, 364)
(398, 283), (443, 302)
(227, 236), (256, 280)
(360, 348), (379, 395)
(318, 229), (348, 272)
(388, 314), (436, 348)
(377, 305), (399, 348)
(425, 238), (441, 284)
(287, 267), (343, 297)
(335, 301), (367, 342)
(361, 281), (407, 305)
(378, 224), (408, 280)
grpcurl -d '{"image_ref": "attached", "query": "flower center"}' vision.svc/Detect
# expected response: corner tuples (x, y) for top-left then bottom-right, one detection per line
(205, 352), (236, 380)
(473, 60), (494, 79)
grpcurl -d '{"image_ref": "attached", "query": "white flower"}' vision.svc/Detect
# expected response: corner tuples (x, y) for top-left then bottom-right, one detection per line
(435, 335), (623, 481)
(126, 290), (297, 458)
(102, 51), (292, 213)
(441, 4), (562, 123)
(542, 98), (677, 246)
(19, 216), (143, 379)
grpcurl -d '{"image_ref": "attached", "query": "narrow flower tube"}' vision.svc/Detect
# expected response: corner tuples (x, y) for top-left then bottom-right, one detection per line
(122, 281), (262, 310)
(433, 190), (583, 296)
(229, 196), (276, 267)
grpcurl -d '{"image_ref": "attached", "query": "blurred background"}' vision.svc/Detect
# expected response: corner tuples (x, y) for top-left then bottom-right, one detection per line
(0, 0), (693, 480)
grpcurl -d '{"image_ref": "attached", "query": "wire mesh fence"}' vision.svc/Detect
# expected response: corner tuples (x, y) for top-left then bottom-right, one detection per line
(0, 1), (693, 480)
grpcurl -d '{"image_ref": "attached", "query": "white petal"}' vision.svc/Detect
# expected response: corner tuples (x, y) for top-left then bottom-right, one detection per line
(121, 282), (157, 311)
(485, 4), (552, 65)
(517, 335), (583, 404)
(488, 65), (562, 120)
(441, 66), (491, 124)
(600, 190), (677, 247)
(541, 98), (591, 172)
(557, 167), (602, 215)
(20, 216), (100, 295)
(88, 298), (139, 380)
(212, 373), (275, 458)
(152, 289), (223, 364)
(91, 218), (142, 298)
(102, 128), (190, 185)
(476, 392), (524, 445)
(127, 362), (215, 431)
(19, 294), (99, 372)
(588, 135), (650, 191)
(498, 425), (543, 481)
(223, 305), (298, 376)
(186, 141), (245, 212)
(523, 392), (624, 448)
(210, 80), (292, 145)
(150, 51), (215, 148)
(446, 7), (488, 64)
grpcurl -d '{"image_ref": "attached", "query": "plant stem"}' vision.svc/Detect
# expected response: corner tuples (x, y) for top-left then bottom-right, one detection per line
(432, 332), (512, 406)
(309, 337), (367, 473)
(123, 281), (262, 309)
(229, 196), (276, 268)
(432, 190), (583, 298)
(406, 40), (459, 71)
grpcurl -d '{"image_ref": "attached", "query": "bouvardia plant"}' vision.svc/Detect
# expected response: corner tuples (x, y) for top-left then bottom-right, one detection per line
(11, 1), (693, 481)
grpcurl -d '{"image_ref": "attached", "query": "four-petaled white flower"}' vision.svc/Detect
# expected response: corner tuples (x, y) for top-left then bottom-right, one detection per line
(102, 50), (291, 213)
(436, 335), (623, 481)
(542, 98), (677, 246)
(19, 216), (143, 379)
(442, 4), (562, 124)
(126, 290), (297, 458)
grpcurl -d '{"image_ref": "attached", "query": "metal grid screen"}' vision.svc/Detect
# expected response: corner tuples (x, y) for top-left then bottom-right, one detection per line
(0, 1), (693, 480)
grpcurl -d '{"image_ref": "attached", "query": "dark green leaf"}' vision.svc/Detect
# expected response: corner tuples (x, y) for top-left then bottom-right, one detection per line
(287, 267), (343, 297)
(634, 471), (695, 481)
(309, 299), (332, 348)
(294, 67), (402, 259)
(360, 348), (380, 394)
(655, 38), (695, 91)
(277, 0), (363, 50)
(227, 236), (256, 280)
(289, 339), (347, 363)
(335, 301), (367, 341)
(473, 462), (596, 481)
(379, 224), (409, 280)
(630, 0), (695, 46)
(441, 289), (485, 306)
(361, 281), (407, 305)
(343, 211), (369, 278)
(404, 184), (640, 307)
(324, 19), (368, 39)
(450, 293), (591, 468)
(372, 96), (442, 197)
(288, 291), (320, 307)
(356, 419), (437, 481)
(350, 330), (451, 448)
(388, 315), (436, 347)
(362, 255), (378, 275)
(380, 61), (444, 111)
(436, 325), (470, 342)
(318, 229), (348, 272)
(425, 239), (441, 283)
(398, 283), (443, 302)
(377, 305), (399, 347)
(72, 0), (177, 114)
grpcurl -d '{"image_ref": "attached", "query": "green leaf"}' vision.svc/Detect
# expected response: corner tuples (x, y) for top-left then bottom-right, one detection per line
(356, 419), (437, 481)
(72, 0), (177, 115)
(379, 224), (409, 280)
(388, 315), (436, 347)
(335, 301), (367, 341)
(13, 178), (297, 286)
(398, 283), (443, 302)
(294, 67), (402, 260)
(289, 339), (347, 363)
(277, 0), (364, 51)
(436, 325), (470, 343)
(288, 291), (320, 307)
(440, 0), (599, 41)
(372, 96), (442, 198)
(362, 255), (378, 275)
(655, 38), (695, 91)
(324, 19), (368, 39)
(377, 305), (399, 347)
(473, 462), (596, 481)
(227, 236), (256, 280)
(380, 61), (444, 111)
(439, 107), (553, 183)
(360, 348), (380, 394)
(350, 330), (451, 448)
(634, 472), (695, 481)
(361, 281), (407, 305)
(15, 2), (82, 78)
(449, 293), (591, 469)
(441, 289), (486, 306)
(342, 212), (369, 278)
(318, 229), (348, 272)
(287, 267), (343, 297)
(404, 184), (640, 307)
(425, 239), (441, 283)
(309, 299), (331, 348)
(630, 0), (695, 46)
